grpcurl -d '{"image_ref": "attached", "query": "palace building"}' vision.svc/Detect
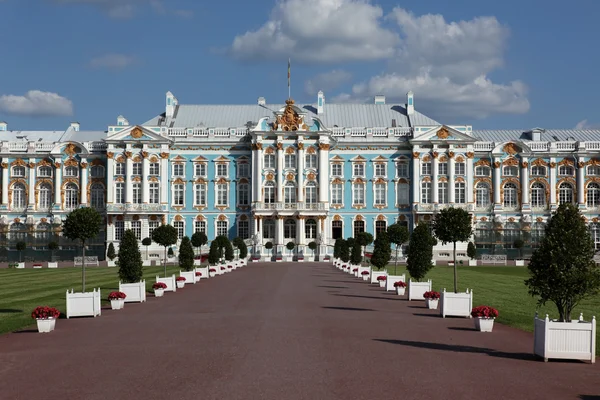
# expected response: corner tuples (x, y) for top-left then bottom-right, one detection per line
(1, 90), (599, 262)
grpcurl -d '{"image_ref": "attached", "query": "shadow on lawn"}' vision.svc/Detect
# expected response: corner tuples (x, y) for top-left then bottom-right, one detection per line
(322, 306), (375, 312)
(373, 339), (535, 361)
(0, 309), (22, 314)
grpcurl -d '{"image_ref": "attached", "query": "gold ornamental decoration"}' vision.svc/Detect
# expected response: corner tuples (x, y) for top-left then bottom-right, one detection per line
(14, 218), (21, 224)
(1, 162), (7, 169)
(64, 158), (79, 167)
(412, 152), (420, 159)
(377, 214), (386, 221)
(266, 173), (274, 181)
(174, 215), (183, 222)
(432, 152), (439, 159)
(124, 151), (132, 159)
(448, 151), (455, 159)
(141, 151), (149, 159)
(455, 156), (465, 163)
(307, 172), (316, 181)
(286, 173), (295, 181)
(549, 162), (556, 168)
(196, 215), (205, 221)
(474, 159), (491, 167)
(558, 158), (574, 166)
(106, 152), (114, 159)
(65, 143), (78, 156)
(131, 127), (143, 139)
(466, 152), (474, 159)
(318, 143), (330, 151)
(436, 127), (450, 139)
(160, 153), (169, 159)
(218, 214), (227, 221)
(251, 143), (263, 151)
(285, 146), (295, 154)
(521, 161), (529, 168)
(11, 158), (27, 167)
(503, 157), (519, 166)
(297, 143), (304, 150)
(578, 161), (585, 168)
(493, 161), (501, 168)
(132, 215), (140, 221)
(503, 143), (519, 155)
(271, 99), (303, 131)
(80, 162), (88, 169)
(276, 142), (283, 151)
(133, 155), (141, 162)
(28, 162), (35, 169)
(333, 215), (342, 221)
(532, 158), (548, 167)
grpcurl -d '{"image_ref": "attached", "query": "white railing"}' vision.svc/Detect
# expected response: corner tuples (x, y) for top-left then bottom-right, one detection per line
(329, 127), (412, 138)
(555, 142), (576, 151)
(436, 203), (473, 211)
(528, 142), (550, 151)
(213, 128), (230, 137)
(35, 142), (54, 152)
(106, 204), (168, 212)
(474, 142), (494, 151)
(8, 143), (27, 151)
(193, 129), (209, 137)
(583, 142), (600, 150)
(88, 142), (107, 151)
(252, 202), (328, 211)
(372, 128), (388, 137)
(168, 128), (187, 137)
(393, 128), (413, 136)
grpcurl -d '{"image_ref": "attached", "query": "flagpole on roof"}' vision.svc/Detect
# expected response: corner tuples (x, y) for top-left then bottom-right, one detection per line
(288, 58), (291, 100)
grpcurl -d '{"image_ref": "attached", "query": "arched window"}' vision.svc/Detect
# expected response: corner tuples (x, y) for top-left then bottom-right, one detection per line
(531, 183), (546, 208)
(264, 181), (276, 204)
(305, 182), (317, 204)
(305, 219), (317, 240)
(238, 183), (249, 206)
(10, 222), (27, 241)
(587, 183), (600, 207)
(12, 183), (26, 210)
(531, 166), (546, 176)
(284, 219), (296, 239)
(64, 166), (78, 177)
(375, 220), (387, 237)
(559, 165), (573, 176)
(284, 182), (296, 204)
(455, 182), (466, 204)
(90, 183), (105, 209)
(438, 182), (448, 204)
(503, 166), (518, 176)
(263, 219), (275, 239)
(475, 222), (493, 248)
(587, 166), (600, 176)
(115, 183), (125, 204)
(35, 222), (51, 241)
(353, 220), (365, 237)
(531, 222), (545, 247)
(264, 153), (275, 169)
(374, 182), (386, 206)
(475, 166), (490, 176)
(64, 183), (79, 210)
(559, 183), (574, 205)
(38, 166), (52, 177)
(284, 153), (296, 169)
(38, 183), (52, 210)
(503, 183), (518, 208)
(12, 166), (25, 177)
(90, 165), (104, 177)
(503, 222), (520, 248)
(476, 183), (490, 208)
(421, 182), (431, 204)
(397, 182), (409, 205)
(305, 153), (317, 169)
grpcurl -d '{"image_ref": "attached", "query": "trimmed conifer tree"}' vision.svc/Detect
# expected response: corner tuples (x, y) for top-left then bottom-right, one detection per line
(208, 241), (220, 264)
(339, 239), (350, 263)
(107, 242), (116, 261)
(371, 231), (392, 270)
(406, 223), (435, 282)
(350, 240), (362, 265)
(333, 238), (343, 259)
(467, 242), (476, 260)
(178, 236), (195, 272)
(224, 237), (234, 261)
(117, 230), (143, 283)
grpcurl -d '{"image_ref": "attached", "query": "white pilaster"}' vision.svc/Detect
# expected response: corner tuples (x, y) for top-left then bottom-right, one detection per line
(466, 154), (474, 204)
(432, 154), (439, 203)
(80, 159), (88, 206)
(276, 216), (284, 249)
(125, 154), (133, 203)
(142, 154), (149, 203)
(297, 143), (305, 203)
(521, 158), (529, 208)
(412, 154), (420, 204)
(297, 217), (306, 245)
(577, 157), (585, 205)
(448, 155), (455, 203)
(2, 162), (8, 206)
(28, 159), (35, 206)
(549, 158), (557, 207)
(54, 162), (62, 207)
(493, 159), (501, 205)
(253, 144), (263, 203)
(277, 142), (283, 202)
(161, 155), (169, 205)
(107, 155), (114, 204)
(318, 142), (329, 202)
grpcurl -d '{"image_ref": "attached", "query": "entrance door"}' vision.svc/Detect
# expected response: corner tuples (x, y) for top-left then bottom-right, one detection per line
(332, 220), (343, 239)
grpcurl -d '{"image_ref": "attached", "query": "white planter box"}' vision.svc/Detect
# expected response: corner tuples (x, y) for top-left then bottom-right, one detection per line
(408, 280), (432, 301)
(386, 275), (406, 291)
(107, 260), (116, 267)
(195, 266), (209, 280)
(33, 264), (43, 269)
(179, 271), (196, 284)
(209, 270), (217, 277)
(475, 317), (495, 332)
(119, 280), (147, 303)
(358, 266), (370, 278)
(307, 256), (314, 262)
(36, 318), (56, 333)
(155, 275), (176, 292)
(17, 262), (25, 269)
(468, 259), (477, 266)
(66, 288), (101, 318)
(286, 256), (293, 262)
(440, 289), (473, 318)
(534, 313), (596, 363)
(154, 288), (165, 297)
(515, 259), (525, 266)
(297, 257), (304, 262)
(48, 262), (58, 269)
(370, 270), (387, 284)
(176, 280), (185, 289)
(426, 298), (439, 309)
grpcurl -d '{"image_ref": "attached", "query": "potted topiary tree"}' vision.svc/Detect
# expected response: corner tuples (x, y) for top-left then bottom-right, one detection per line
(141, 237), (152, 263)
(285, 241), (296, 262)
(308, 241), (317, 262)
(178, 236), (196, 283)
(406, 223), (435, 301)
(357, 232), (374, 265)
(339, 239), (350, 268)
(371, 231), (393, 284)
(117, 230), (146, 303)
(16, 241), (26, 264)
(376, 229), (405, 291)
(387, 224), (409, 275)
(151, 224), (178, 291)
(526, 203), (600, 363)
(106, 242), (116, 267)
(350, 239), (363, 274)
(265, 241), (274, 262)
(513, 238), (525, 266)
(333, 238), (343, 264)
(48, 241), (59, 268)
(191, 231), (208, 260)
(467, 242), (477, 266)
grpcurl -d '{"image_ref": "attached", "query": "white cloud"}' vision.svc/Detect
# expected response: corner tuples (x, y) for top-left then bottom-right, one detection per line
(231, 0), (528, 119)
(304, 70), (352, 95)
(0, 90), (74, 117)
(89, 53), (137, 69)
(51, 0), (193, 19)
(575, 119), (600, 130)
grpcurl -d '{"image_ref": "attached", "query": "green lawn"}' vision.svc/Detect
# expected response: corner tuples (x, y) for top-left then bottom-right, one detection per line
(0, 266), (182, 334)
(385, 265), (600, 354)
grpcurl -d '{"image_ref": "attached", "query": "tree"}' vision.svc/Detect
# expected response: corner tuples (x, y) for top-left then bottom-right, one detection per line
(308, 241), (317, 257)
(467, 242), (476, 260)
(48, 241), (59, 262)
(107, 242), (116, 261)
(525, 203), (600, 322)
(333, 238), (343, 259)
(141, 237), (152, 260)
(151, 224), (178, 277)
(265, 241), (274, 255)
(62, 207), (102, 292)
(513, 239), (525, 259)
(208, 241), (220, 264)
(191, 232), (208, 256)
(232, 237), (248, 259)
(286, 241), (296, 255)
(339, 239), (350, 263)
(209, 236), (233, 263)
(178, 236), (195, 272)
(357, 232), (374, 264)
(15, 241), (26, 262)
(224, 238), (234, 261)
(168, 247), (174, 257)
(350, 240), (362, 265)
(432, 207), (473, 293)
(406, 223), (435, 282)
(117, 230), (143, 283)
(387, 224), (409, 275)
(371, 231), (392, 270)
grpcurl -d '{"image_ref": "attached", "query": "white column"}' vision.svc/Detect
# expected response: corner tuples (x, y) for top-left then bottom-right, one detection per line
(549, 158), (557, 206)
(161, 154), (169, 205)
(80, 159), (88, 205)
(28, 160), (35, 206)
(276, 216), (284, 249)
(577, 157), (585, 205)
(125, 154), (133, 203)
(106, 155), (114, 204)
(493, 159), (501, 205)
(412, 154), (420, 204)
(448, 155), (455, 203)
(297, 143), (305, 203)
(2, 162), (8, 206)
(253, 216), (260, 236)
(277, 142), (283, 202)
(54, 162), (62, 206)
(318, 142), (329, 202)
(521, 158), (529, 208)
(142, 155), (149, 204)
(466, 154), (474, 204)
(253, 144), (263, 203)
(432, 154), (439, 203)
(297, 217), (305, 245)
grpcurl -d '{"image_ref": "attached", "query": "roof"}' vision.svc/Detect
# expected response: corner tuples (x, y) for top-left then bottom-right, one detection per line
(473, 129), (600, 142)
(143, 103), (440, 129)
(0, 128), (107, 143)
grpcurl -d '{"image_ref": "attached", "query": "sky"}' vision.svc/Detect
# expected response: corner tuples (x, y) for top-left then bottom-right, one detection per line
(0, 0), (599, 132)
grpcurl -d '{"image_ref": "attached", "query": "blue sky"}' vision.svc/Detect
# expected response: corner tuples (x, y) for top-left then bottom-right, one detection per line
(1, 0), (599, 132)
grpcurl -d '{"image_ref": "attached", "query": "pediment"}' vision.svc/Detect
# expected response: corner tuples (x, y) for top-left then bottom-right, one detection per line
(491, 141), (531, 155)
(106, 125), (171, 142)
(214, 155), (230, 162)
(172, 155), (186, 162)
(411, 125), (476, 143)
(192, 155), (208, 162)
(330, 155), (345, 161)
(351, 155), (367, 162)
(372, 155), (387, 162)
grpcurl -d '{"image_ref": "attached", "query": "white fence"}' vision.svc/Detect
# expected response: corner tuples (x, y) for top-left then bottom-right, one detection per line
(481, 254), (507, 265)
(74, 256), (99, 266)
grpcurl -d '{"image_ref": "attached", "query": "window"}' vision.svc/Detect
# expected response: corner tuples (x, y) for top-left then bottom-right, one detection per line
(238, 219), (249, 239)
(12, 166), (25, 177)
(173, 184), (184, 206)
(475, 221), (493, 248)
(375, 221), (387, 237)
(455, 162), (465, 175)
(149, 183), (159, 204)
(238, 183), (249, 206)
(591, 223), (600, 250)
(503, 183), (518, 208)
(264, 181), (276, 204)
(305, 219), (317, 240)
(374, 163), (386, 177)
(238, 163), (249, 178)
(455, 182), (466, 204)
(194, 220), (206, 233)
(284, 154), (296, 169)
(217, 220), (228, 237)
(587, 183), (600, 207)
(90, 183), (104, 209)
(194, 184), (206, 206)
(559, 165), (573, 176)
(421, 182), (431, 204)
(149, 221), (159, 237)
(263, 219), (275, 239)
(216, 183), (228, 206)
(437, 182), (447, 204)
(132, 162), (142, 175)
(305, 182), (317, 204)
(396, 162), (408, 177)
(216, 163), (228, 177)
(353, 163), (364, 177)
(65, 166), (78, 177)
(149, 163), (160, 175)
(115, 162), (125, 175)
(559, 183), (574, 205)
(531, 166), (546, 176)
(264, 154), (275, 169)
(284, 219), (296, 239)
(194, 163), (206, 177)
(38, 183), (52, 210)
(64, 183), (79, 210)
(421, 162), (431, 175)
(397, 182), (409, 205)
(475, 166), (490, 176)
(438, 163), (448, 175)
(331, 183), (343, 205)
(531, 183), (546, 208)
(332, 220), (343, 240)
(353, 183), (364, 205)
(353, 220), (365, 237)
(503, 166), (518, 176)
(531, 222), (545, 247)
(35, 223), (51, 241)
(173, 221), (184, 239)
(374, 183), (386, 206)
(305, 153), (317, 169)
(90, 165), (104, 177)
(173, 164), (185, 177)
(132, 183), (142, 204)
(284, 182), (296, 204)
(114, 221), (124, 241)
(131, 220), (141, 240)
(331, 164), (343, 177)
(9, 222), (27, 241)
(503, 222), (520, 248)
(588, 166), (600, 176)
(476, 184), (490, 208)
(38, 166), (52, 177)
(115, 183), (125, 204)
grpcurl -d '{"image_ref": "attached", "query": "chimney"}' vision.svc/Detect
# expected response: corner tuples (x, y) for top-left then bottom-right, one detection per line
(317, 90), (325, 114)
(407, 91), (414, 115)
(257, 97), (266, 106)
(70, 122), (80, 131)
(0, 121), (6, 131)
(374, 95), (386, 105)
(117, 115), (129, 126)
(166, 91), (178, 118)
(530, 127), (545, 141)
